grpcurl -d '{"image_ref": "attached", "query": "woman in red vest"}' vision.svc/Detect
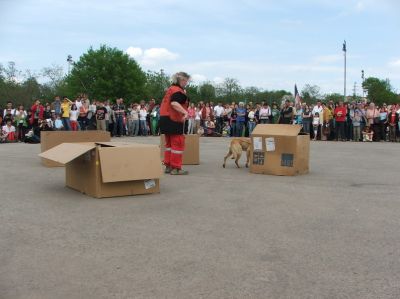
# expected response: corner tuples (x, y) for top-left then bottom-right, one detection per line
(159, 72), (190, 175)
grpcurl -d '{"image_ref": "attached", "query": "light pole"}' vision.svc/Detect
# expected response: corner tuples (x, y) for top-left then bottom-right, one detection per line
(342, 40), (347, 101)
(67, 55), (73, 74)
(361, 70), (365, 98)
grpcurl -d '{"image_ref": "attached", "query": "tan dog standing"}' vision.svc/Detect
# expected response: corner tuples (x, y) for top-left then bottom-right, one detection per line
(223, 137), (251, 168)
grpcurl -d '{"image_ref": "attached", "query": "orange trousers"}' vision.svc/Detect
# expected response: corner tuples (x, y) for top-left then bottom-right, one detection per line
(163, 134), (185, 170)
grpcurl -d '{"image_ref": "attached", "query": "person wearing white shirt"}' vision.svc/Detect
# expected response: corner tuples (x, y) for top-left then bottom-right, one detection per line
(312, 101), (324, 140)
(139, 105), (148, 136)
(259, 103), (271, 124)
(213, 103), (225, 134)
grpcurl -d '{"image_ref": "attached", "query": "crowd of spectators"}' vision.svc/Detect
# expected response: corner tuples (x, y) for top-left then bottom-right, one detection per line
(1, 95), (399, 143)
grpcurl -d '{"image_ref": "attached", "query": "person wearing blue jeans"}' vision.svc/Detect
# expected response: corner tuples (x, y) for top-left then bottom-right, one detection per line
(112, 98), (125, 137)
(235, 102), (246, 137)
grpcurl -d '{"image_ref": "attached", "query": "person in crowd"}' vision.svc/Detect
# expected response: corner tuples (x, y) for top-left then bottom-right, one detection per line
(87, 99), (97, 129)
(201, 102), (213, 128)
(187, 103), (196, 134)
(3, 101), (16, 123)
(351, 110), (363, 142)
(230, 104), (238, 136)
(321, 103), (332, 141)
(159, 72), (190, 175)
(112, 98), (125, 137)
(278, 100), (294, 124)
(61, 97), (72, 130)
(51, 96), (62, 116)
(139, 103), (148, 136)
(30, 99), (44, 128)
(334, 101), (347, 141)
(365, 102), (380, 142)
(150, 103), (160, 136)
(43, 103), (52, 120)
(247, 107), (256, 135)
(387, 105), (399, 142)
(270, 102), (280, 124)
(14, 105), (27, 142)
(194, 103), (201, 134)
(235, 102), (246, 137)
(54, 115), (64, 130)
(95, 101), (108, 131)
(69, 104), (79, 131)
(78, 100), (88, 130)
(294, 103), (303, 125)
(379, 103), (388, 141)
(204, 116), (216, 136)
(312, 112), (320, 141)
(213, 102), (225, 134)
(311, 100), (323, 140)
(1, 119), (16, 143)
(259, 103), (271, 124)
(362, 126), (373, 142)
(302, 105), (312, 134)
(128, 103), (140, 136)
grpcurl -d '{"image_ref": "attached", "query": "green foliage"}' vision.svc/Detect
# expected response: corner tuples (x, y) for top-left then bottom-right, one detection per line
(66, 45), (146, 102)
(324, 93), (343, 103)
(143, 69), (170, 102)
(362, 77), (398, 105)
(199, 82), (216, 101)
(301, 84), (321, 104)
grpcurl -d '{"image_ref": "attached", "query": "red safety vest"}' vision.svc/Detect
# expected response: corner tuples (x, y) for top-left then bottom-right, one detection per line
(160, 85), (188, 123)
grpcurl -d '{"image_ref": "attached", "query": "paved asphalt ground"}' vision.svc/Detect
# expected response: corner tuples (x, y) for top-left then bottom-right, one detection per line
(1, 137), (399, 299)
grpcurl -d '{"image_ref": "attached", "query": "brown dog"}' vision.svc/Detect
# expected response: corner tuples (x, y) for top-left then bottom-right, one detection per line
(223, 137), (251, 168)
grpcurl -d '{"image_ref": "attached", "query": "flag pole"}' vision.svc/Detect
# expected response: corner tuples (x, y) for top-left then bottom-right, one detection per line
(343, 40), (347, 101)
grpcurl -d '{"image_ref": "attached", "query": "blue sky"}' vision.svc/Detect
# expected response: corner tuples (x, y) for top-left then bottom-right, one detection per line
(1, 0), (399, 95)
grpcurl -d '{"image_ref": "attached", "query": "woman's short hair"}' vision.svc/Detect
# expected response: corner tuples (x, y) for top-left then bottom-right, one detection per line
(171, 72), (191, 85)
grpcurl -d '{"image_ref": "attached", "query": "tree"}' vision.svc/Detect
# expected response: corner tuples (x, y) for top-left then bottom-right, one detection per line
(199, 82), (216, 101)
(301, 84), (321, 104)
(66, 45), (146, 102)
(144, 69), (170, 101)
(362, 77), (397, 105)
(324, 93), (343, 103)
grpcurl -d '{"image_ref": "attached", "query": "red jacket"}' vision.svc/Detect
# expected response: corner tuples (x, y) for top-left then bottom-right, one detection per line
(30, 104), (44, 124)
(334, 106), (347, 122)
(160, 85), (188, 123)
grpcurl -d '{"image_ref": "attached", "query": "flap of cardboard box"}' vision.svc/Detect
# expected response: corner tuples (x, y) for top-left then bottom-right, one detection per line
(39, 143), (96, 165)
(251, 124), (302, 136)
(98, 145), (163, 183)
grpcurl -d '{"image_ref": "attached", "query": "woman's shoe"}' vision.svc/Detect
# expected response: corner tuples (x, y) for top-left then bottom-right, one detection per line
(170, 168), (189, 175)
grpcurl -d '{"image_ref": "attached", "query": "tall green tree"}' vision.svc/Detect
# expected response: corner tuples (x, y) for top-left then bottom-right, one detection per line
(199, 82), (216, 101)
(301, 84), (321, 104)
(66, 45), (146, 102)
(144, 69), (170, 101)
(362, 77), (397, 105)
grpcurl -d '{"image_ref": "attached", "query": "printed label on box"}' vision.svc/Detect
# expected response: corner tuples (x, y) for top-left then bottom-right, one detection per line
(253, 151), (265, 165)
(265, 137), (275, 152)
(253, 137), (263, 151)
(281, 153), (294, 167)
(144, 179), (156, 189)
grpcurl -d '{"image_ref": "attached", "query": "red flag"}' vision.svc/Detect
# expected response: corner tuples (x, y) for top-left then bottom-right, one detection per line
(294, 84), (302, 105)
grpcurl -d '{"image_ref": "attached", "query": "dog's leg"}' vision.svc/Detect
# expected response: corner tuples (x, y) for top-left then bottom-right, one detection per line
(245, 148), (250, 168)
(223, 149), (232, 168)
(235, 151), (242, 168)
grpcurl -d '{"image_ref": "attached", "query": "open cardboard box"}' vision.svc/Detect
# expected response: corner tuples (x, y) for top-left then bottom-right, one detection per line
(40, 131), (111, 167)
(250, 124), (310, 176)
(160, 134), (200, 165)
(39, 142), (163, 198)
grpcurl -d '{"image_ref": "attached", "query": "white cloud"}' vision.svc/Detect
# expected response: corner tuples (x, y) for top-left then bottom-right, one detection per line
(355, 1), (365, 12)
(190, 73), (207, 83)
(126, 46), (179, 66)
(213, 77), (224, 84)
(126, 47), (143, 58)
(389, 59), (400, 67)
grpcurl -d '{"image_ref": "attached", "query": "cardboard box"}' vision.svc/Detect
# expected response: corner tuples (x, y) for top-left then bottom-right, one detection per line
(40, 131), (111, 167)
(39, 142), (163, 198)
(250, 124), (309, 176)
(160, 134), (200, 165)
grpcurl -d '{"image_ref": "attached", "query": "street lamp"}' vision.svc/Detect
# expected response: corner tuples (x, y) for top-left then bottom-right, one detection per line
(342, 40), (347, 101)
(361, 70), (365, 98)
(67, 55), (74, 74)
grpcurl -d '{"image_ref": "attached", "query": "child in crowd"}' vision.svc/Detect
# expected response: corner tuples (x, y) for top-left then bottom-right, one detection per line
(69, 104), (79, 131)
(205, 116), (216, 136)
(312, 112), (320, 141)
(222, 121), (231, 137)
(54, 115), (64, 130)
(1, 119), (16, 142)
(362, 126), (373, 142)
(352, 110), (362, 142)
